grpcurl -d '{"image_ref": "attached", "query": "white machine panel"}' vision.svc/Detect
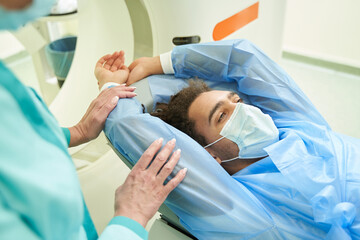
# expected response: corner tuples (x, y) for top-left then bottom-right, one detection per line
(135, 0), (286, 61)
(50, 0), (134, 127)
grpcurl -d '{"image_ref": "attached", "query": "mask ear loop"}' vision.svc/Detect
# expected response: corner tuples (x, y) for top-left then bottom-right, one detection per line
(221, 156), (240, 163)
(204, 136), (241, 163)
(204, 136), (225, 149)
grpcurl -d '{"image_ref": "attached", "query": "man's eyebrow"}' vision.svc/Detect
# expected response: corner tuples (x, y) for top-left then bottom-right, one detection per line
(228, 91), (238, 99)
(208, 92), (238, 124)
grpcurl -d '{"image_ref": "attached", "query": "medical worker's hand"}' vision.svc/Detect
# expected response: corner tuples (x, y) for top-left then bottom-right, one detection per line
(114, 138), (187, 227)
(95, 51), (130, 89)
(68, 85), (136, 147)
(127, 56), (163, 85)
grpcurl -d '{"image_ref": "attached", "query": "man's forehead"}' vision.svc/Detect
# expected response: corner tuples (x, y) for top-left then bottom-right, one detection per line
(197, 90), (232, 105)
(198, 90), (230, 102)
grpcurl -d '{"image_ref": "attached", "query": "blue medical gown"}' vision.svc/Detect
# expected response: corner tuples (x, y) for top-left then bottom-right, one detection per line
(170, 39), (360, 239)
(105, 39), (360, 239)
(0, 62), (147, 240)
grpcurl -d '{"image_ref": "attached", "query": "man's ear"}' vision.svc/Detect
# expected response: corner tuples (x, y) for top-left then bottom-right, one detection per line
(205, 148), (222, 164)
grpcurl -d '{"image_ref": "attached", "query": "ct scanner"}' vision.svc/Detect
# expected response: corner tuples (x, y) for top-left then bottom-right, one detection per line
(34, 0), (286, 238)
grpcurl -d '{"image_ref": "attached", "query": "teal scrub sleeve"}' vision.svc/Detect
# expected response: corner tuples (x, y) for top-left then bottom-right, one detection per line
(100, 216), (148, 240)
(0, 84), (84, 239)
(0, 205), (40, 240)
(62, 127), (71, 146)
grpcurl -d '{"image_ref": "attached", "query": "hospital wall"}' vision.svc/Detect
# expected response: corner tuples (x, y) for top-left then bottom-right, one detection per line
(283, 0), (360, 68)
(280, 0), (360, 139)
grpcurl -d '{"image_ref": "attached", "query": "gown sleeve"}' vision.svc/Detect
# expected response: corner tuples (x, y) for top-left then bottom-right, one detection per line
(167, 39), (330, 129)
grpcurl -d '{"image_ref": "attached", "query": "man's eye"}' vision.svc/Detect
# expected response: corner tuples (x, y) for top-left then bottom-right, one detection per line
(236, 98), (241, 103)
(218, 113), (225, 122)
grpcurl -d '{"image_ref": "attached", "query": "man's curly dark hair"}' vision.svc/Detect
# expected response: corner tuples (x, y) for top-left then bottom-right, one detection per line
(150, 80), (211, 146)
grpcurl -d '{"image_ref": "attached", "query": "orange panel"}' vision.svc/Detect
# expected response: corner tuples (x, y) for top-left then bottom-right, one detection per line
(213, 2), (259, 41)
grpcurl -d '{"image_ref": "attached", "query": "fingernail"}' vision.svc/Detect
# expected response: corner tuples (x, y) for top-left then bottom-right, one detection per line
(169, 138), (176, 145)
(157, 138), (163, 143)
(129, 87), (136, 89)
(120, 83), (126, 86)
(175, 149), (181, 155)
(111, 96), (119, 104)
(133, 93), (137, 96)
(182, 168), (187, 174)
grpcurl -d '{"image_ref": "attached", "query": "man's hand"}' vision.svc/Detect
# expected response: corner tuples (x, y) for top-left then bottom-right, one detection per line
(68, 85), (136, 147)
(127, 56), (163, 85)
(95, 51), (130, 89)
(114, 138), (187, 227)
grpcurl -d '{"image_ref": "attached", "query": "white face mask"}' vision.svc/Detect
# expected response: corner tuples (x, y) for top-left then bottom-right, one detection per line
(204, 103), (279, 162)
(0, 0), (55, 30)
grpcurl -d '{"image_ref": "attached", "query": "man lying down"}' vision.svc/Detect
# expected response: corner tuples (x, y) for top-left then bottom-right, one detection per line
(97, 39), (360, 240)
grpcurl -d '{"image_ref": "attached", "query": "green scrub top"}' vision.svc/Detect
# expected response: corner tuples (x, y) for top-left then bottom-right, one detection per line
(0, 61), (148, 240)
